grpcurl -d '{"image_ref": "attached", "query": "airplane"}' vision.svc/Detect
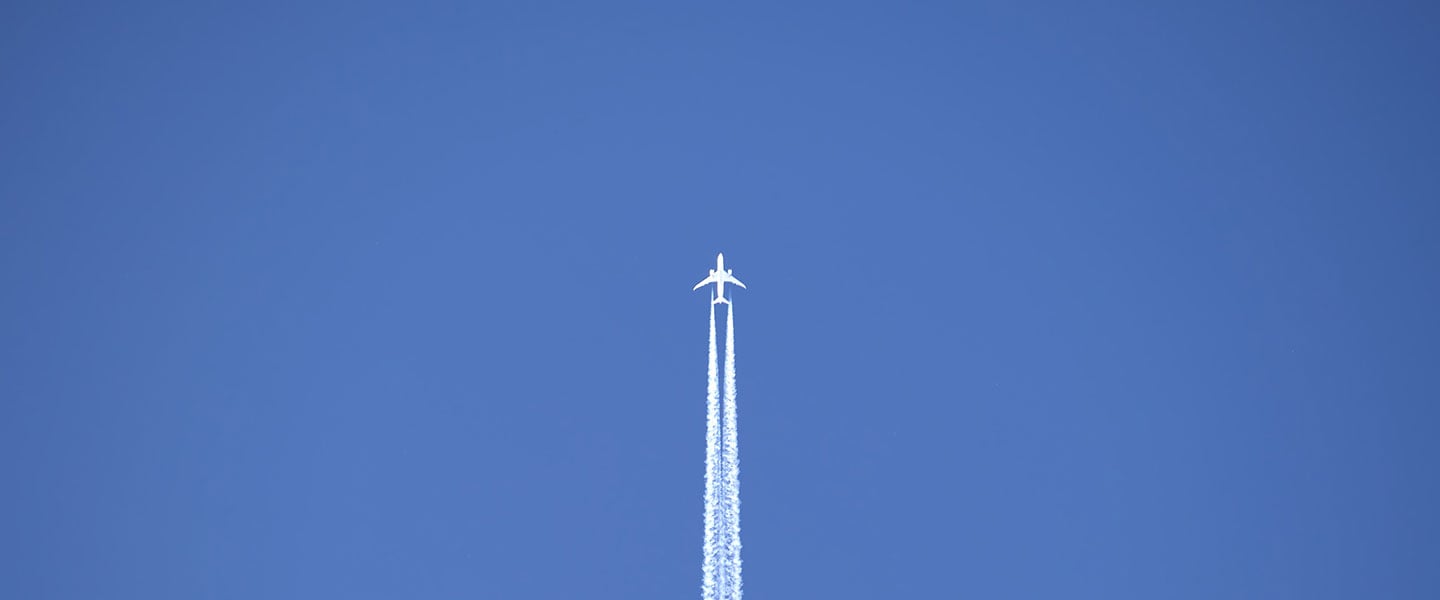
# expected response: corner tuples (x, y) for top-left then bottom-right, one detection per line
(693, 252), (746, 304)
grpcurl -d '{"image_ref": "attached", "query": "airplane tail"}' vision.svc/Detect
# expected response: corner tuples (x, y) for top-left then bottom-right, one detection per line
(712, 295), (730, 305)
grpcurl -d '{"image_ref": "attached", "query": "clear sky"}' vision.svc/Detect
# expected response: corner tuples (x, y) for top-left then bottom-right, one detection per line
(3, 2), (1438, 598)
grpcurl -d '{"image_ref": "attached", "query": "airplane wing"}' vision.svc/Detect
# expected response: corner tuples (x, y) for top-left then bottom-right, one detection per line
(693, 275), (715, 290)
(727, 275), (746, 289)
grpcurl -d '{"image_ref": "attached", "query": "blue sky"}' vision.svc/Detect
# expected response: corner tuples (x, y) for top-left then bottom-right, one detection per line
(3, 2), (1438, 598)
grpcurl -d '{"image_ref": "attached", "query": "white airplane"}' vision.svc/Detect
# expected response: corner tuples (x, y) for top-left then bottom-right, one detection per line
(693, 252), (746, 304)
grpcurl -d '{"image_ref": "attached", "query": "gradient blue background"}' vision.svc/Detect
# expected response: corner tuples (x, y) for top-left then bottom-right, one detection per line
(3, 2), (1438, 598)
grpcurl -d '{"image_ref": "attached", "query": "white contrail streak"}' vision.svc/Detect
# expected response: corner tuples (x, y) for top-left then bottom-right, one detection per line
(702, 303), (721, 600)
(721, 301), (743, 600)
(701, 294), (744, 600)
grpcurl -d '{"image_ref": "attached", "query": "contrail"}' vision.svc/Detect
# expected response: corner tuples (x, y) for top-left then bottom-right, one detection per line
(721, 301), (743, 600)
(702, 302), (721, 600)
